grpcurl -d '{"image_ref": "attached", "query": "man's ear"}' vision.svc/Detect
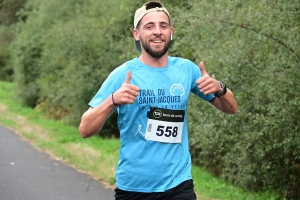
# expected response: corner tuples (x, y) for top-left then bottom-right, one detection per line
(132, 29), (140, 41)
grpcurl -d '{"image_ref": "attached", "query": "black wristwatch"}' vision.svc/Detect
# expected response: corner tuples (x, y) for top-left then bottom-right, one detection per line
(214, 81), (227, 98)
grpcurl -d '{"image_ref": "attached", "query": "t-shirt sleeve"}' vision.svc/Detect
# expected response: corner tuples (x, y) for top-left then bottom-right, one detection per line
(189, 61), (215, 101)
(89, 65), (128, 108)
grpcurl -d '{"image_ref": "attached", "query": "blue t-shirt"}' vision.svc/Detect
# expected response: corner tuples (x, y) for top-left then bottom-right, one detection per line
(89, 56), (215, 192)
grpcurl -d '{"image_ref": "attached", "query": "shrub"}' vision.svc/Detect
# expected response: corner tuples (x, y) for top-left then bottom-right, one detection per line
(174, 0), (300, 198)
(0, 0), (26, 81)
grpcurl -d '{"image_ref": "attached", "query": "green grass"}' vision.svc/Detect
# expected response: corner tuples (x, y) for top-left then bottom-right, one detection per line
(0, 118), (16, 126)
(0, 81), (281, 200)
(192, 167), (281, 200)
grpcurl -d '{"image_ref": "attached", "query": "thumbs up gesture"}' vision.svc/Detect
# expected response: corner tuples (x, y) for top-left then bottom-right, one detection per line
(112, 71), (140, 105)
(196, 62), (222, 95)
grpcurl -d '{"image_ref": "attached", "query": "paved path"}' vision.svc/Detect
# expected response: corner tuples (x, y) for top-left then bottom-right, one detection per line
(0, 125), (115, 200)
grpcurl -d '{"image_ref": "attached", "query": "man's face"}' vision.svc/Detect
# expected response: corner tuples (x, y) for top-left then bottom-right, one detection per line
(137, 12), (173, 59)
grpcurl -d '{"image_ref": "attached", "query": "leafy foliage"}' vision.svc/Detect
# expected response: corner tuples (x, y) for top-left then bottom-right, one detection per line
(0, 0), (26, 25)
(0, 0), (26, 81)
(176, 0), (300, 198)
(0, 26), (13, 81)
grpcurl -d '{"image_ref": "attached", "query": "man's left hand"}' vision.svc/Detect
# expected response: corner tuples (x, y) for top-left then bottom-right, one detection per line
(196, 61), (221, 95)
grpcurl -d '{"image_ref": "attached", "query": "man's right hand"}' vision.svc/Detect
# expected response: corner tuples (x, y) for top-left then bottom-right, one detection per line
(113, 70), (140, 105)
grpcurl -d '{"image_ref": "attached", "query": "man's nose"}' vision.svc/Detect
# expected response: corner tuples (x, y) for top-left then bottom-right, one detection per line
(153, 25), (162, 35)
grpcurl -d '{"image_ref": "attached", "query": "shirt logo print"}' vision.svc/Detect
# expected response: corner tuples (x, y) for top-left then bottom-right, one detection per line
(170, 84), (185, 97)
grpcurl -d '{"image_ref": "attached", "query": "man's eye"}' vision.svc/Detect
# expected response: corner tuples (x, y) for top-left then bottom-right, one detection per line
(146, 25), (153, 29)
(161, 24), (169, 29)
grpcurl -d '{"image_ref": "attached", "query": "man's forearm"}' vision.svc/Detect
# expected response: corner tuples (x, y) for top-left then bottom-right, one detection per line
(211, 89), (238, 114)
(79, 95), (116, 138)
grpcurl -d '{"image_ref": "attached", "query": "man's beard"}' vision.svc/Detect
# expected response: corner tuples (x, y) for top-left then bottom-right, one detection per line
(140, 37), (171, 59)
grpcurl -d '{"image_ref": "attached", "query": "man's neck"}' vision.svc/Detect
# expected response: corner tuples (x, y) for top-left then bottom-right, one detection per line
(138, 52), (169, 68)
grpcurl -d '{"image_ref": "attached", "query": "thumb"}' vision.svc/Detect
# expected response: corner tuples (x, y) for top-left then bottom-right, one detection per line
(199, 61), (207, 77)
(124, 70), (132, 84)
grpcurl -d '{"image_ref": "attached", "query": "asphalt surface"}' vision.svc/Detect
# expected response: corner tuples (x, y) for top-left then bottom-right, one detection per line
(0, 125), (115, 200)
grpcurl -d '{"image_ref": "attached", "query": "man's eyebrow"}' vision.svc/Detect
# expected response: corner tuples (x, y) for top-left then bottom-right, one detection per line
(144, 22), (155, 25)
(143, 21), (170, 26)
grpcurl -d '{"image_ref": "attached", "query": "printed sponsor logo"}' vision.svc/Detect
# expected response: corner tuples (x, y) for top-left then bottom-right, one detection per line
(153, 109), (162, 119)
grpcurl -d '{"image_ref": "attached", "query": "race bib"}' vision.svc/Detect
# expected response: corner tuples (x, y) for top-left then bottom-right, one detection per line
(145, 107), (185, 143)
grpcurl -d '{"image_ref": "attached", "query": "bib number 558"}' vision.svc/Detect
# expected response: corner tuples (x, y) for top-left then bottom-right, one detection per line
(156, 125), (178, 137)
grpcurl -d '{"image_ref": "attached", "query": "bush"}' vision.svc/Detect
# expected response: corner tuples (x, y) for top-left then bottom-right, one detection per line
(10, 0), (141, 128)
(174, 0), (300, 198)
(0, 0), (26, 81)
(10, 0), (85, 106)
(0, 26), (13, 81)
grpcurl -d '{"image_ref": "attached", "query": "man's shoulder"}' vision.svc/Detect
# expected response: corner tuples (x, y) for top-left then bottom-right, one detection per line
(110, 57), (138, 74)
(117, 57), (139, 71)
(169, 56), (196, 67)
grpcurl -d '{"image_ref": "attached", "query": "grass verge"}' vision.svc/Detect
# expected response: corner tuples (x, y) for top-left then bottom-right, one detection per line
(0, 81), (281, 199)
